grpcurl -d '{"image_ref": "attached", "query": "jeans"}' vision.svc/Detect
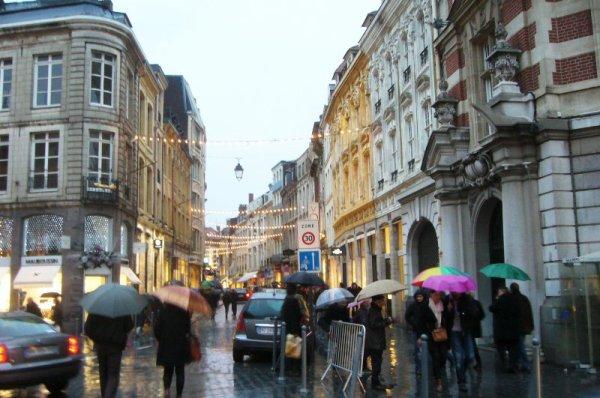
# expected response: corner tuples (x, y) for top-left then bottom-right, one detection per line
(96, 345), (123, 398)
(517, 334), (531, 370)
(163, 363), (185, 396)
(450, 331), (474, 383)
(366, 349), (383, 387)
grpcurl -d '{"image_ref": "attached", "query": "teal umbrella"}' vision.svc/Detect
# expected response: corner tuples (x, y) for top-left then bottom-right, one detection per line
(80, 283), (148, 318)
(480, 263), (530, 281)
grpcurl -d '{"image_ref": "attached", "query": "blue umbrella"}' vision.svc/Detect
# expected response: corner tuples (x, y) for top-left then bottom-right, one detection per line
(80, 283), (148, 318)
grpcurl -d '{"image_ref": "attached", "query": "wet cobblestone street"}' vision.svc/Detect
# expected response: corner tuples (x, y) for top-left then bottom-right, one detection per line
(1, 305), (599, 397)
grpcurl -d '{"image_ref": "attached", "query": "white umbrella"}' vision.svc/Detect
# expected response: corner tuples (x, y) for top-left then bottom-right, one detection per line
(315, 288), (354, 309)
(355, 279), (407, 302)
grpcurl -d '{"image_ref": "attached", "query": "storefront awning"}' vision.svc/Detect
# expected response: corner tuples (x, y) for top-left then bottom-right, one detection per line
(237, 271), (257, 283)
(120, 266), (142, 285)
(14, 265), (61, 286)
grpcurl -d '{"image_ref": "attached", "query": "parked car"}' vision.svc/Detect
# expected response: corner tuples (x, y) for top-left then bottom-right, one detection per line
(234, 288), (251, 302)
(0, 312), (81, 393)
(232, 291), (314, 362)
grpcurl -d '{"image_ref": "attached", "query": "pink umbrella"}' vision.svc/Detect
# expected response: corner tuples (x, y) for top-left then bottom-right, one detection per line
(422, 275), (477, 293)
(347, 298), (371, 309)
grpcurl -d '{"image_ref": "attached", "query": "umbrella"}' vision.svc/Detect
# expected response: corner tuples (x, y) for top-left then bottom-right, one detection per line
(480, 263), (530, 281)
(80, 283), (148, 318)
(285, 271), (326, 286)
(355, 279), (407, 301)
(315, 288), (354, 309)
(41, 292), (61, 298)
(422, 275), (477, 293)
(347, 298), (371, 309)
(153, 285), (212, 315)
(411, 266), (469, 286)
(200, 280), (213, 289)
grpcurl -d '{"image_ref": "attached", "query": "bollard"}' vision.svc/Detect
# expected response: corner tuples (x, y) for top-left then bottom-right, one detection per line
(278, 322), (286, 382)
(420, 334), (429, 398)
(300, 325), (309, 394)
(347, 329), (364, 397)
(532, 338), (542, 398)
(272, 319), (279, 372)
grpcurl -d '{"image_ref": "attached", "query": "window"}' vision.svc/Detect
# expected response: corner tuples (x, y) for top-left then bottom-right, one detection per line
(482, 41), (494, 101)
(422, 102), (432, 150)
(406, 118), (414, 162)
(126, 70), (135, 120)
(0, 217), (13, 257)
(30, 132), (59, 190)
(84, 215), (113, 251)
(24, 215), (63, 256)
(376, 144), (384, 181)
(34, 54), (62, 107)
(90, 51), (115, 107)
(389, 133), (398, 173)
(0, 59), (12, 110)
(120, 223), (128, 258)
(88, 131), (113, 185)
(0, 135), (8, 192)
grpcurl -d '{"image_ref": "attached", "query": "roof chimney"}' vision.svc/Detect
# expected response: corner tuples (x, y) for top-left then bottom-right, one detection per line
(249, 193), (254, 203)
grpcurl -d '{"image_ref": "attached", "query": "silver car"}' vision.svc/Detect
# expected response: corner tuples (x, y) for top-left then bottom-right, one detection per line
(0, 311), (82, 393)
(232, 290), (286, 362)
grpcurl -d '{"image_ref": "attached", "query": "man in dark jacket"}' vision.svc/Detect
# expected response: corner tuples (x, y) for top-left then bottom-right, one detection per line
(489, 286), (521, 373)
(510, 283), (534, 371)
(404, 289), (434, 376)
(317, 302), (350, 333)
(469, 295), (485, 371)
(84, 314), (134, 398)
(25, 297), (43, 318)
(365, 295), (393, 391)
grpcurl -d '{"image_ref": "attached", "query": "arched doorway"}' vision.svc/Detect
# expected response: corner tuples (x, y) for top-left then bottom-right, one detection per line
(409, 218), (440, 278)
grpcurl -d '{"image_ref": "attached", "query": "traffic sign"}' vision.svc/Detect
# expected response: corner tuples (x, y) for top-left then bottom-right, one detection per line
(297, 219), (319, 249)
(298, 249), (321, 273)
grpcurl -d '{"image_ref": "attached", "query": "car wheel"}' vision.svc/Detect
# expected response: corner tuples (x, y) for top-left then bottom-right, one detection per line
(233, 349), (244, 363)
(45, 380), (69, 394)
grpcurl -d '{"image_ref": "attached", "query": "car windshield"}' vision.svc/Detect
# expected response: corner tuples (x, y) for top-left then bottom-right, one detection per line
(244, 299), (284, 319)
(0, 316), (56, 338)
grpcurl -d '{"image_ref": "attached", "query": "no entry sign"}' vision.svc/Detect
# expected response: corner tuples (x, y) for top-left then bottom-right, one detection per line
(297, 219), (320, 249)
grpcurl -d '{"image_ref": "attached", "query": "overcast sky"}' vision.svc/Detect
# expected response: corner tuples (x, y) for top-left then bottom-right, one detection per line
(117, 0), (380, 227)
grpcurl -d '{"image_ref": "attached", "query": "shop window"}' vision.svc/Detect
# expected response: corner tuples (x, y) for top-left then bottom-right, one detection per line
(23, 215), (63, 256)
(0, 217), (13, 257)
(84, 215), (113, 251)
(120, 223), (129, 258)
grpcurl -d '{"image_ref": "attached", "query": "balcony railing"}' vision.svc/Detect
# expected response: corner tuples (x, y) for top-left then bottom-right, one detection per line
(420, 47), (428, 67)
(391, 170), (398, 182)
(408, 159), (415, 173)
(403, 67), (411, 83)
(387, 85), (395, 100)
(375, 99), (381, 114)
(377, 179), (384, 191)
(82, 175), (119, 203)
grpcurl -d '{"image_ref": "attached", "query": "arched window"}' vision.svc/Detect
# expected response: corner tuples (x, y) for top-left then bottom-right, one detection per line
(0, 217), (13, 257)
(84, 215), (113, 251)
(23, 215), (63, 256)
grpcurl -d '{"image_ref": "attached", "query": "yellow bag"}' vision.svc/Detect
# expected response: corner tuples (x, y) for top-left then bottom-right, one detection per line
(285, 334), (302, 359)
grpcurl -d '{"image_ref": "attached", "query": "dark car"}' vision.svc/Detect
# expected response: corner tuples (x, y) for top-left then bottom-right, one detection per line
(0, 312), (82, 393)
(234, 288), (251, 302)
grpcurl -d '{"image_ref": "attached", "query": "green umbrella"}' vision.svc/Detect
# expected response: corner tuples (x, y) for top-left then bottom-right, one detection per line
(480, 263), (530, 281)
(80, 283), (148, 318)
(201, 280), (213, 289)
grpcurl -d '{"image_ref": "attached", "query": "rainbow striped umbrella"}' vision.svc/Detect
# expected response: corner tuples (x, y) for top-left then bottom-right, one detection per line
(411, 266), (470, 287)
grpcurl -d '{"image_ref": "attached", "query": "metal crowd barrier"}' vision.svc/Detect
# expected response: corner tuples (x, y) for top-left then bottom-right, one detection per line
(321, 320), (366, 394)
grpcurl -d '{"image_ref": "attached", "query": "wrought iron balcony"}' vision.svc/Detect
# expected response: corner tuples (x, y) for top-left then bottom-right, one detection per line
(82, 175), (119, 203)
(375, 99), (381, 114)
(388, 85), (395, 100)
(391, 170), (398, 182)
(403, 67), (411, 83)
(377, 179), (384, 191)
(408, 159), (415, 173)
(420, 47), (428, 67)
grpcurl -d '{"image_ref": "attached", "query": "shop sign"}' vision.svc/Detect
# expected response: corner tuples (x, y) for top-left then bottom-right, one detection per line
(133, 242), (147, 254)
(21, 255), (62, 266)
(0, 258), (9, 267)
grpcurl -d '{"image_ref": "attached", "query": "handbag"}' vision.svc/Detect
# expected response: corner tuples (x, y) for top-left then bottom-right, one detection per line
(285, 334), (302, 359)
(189, 334), (202, 362)
(432, 327), (448, 343)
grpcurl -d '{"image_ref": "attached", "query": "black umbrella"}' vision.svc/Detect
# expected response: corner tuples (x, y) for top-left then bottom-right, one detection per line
(285, 271), (326, 286)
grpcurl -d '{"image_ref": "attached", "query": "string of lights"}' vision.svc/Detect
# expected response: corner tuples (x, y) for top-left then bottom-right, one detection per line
(206, 232), (283, 240)
(195, 207), (299, 216)
(205, 224), (295, 231)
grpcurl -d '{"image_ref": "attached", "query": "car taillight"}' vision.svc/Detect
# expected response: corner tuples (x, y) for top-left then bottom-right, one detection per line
(67, 336), (79, 355)
(235, 313), (246, 333)
(0, 344), (8, 363)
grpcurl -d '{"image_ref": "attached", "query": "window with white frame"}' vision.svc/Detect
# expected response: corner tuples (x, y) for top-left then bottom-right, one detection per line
(84, 215), (113, 251)
(30, 132), (59, 190)
(406, 117), (415, 161)
(24, 215), (63, 256)
(376, 144), (384, 180)
(34, 54), (62, 107)
(88, 131), (113, 186)
(90, 51), (115, 107)
(389, 132), (398, 172)
(0, 135), (8, 192)
(0, 59), (12, 110)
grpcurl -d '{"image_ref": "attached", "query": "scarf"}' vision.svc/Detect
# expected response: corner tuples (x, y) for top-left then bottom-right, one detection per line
(429, 298), (444, 328)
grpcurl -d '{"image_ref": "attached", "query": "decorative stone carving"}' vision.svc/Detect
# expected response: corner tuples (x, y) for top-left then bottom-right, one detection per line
(350, 86), (360, 108)
(460, 152), (494, 187)
(432, 80), (458, 127)
(486, 23), (521, 84)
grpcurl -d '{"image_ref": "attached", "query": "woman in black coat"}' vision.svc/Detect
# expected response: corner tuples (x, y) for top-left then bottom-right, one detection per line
(489, 287), (521, 372)
(154, 303), (191, 398)
(280, 284), (303, 374)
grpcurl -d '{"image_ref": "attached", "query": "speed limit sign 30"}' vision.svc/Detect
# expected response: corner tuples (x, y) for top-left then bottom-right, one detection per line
(297, 220), (319, 249)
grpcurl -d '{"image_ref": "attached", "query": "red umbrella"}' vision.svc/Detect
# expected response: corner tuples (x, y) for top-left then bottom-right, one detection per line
(152, 285), (212, 316)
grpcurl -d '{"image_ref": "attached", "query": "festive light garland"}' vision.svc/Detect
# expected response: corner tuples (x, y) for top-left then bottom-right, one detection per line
(196, 207), (299, 216)
(205, 224), (295, 231)
(206, 232), (283, 240)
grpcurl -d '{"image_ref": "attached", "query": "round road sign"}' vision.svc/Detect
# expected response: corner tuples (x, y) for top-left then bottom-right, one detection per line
(301, 231), (316, 246)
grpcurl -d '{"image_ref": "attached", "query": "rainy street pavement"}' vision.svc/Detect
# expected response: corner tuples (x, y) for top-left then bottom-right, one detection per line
(1, 305), (599, 397)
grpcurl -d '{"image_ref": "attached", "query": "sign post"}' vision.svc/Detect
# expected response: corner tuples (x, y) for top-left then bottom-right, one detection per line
(297, 219), (321, 272)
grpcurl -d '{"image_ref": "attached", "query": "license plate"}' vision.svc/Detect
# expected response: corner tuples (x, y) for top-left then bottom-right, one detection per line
(24, 345), (58, 359)
(256, 326), (274, 336)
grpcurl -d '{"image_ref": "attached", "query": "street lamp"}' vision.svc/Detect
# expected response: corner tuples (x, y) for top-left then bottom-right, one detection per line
(234, 159), (244, 181)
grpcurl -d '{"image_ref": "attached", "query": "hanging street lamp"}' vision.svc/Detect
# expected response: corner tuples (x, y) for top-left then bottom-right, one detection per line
(234, 159), (244, 181)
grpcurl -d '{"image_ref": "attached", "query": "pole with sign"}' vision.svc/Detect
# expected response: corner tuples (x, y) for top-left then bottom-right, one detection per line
(297, 219), (320, 272)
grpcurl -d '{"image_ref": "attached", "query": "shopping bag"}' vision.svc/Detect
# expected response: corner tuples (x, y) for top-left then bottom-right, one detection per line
(431, 327), (448, 343)
(285, 334), (302, 359)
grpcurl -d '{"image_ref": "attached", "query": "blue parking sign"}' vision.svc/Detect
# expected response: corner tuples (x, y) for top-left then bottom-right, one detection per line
(298, 250), (321, 272)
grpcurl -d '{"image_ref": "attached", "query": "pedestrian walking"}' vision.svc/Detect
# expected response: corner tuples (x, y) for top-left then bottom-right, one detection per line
(281, 283), (303, 375)
(222, 288), (232, 320)
(154, 303), (192, 398)
(84, 313), (134, 398)
(510, 283), (534, 371)
(25, 297), (43, 318)
(51, 297), (63, 330)
(317, 301), (350, 333)
(347, 282), (362, 298)
(489, 286), (521, 373)
(208, 288), (221, 320)
(428, 291), (452, 392)
(446, 292), (481, 392)
(365, 294), (394, 391)
(469, 294), (485, 371)
(352, 299), (371, 372)
(404, 289), (431, 377)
